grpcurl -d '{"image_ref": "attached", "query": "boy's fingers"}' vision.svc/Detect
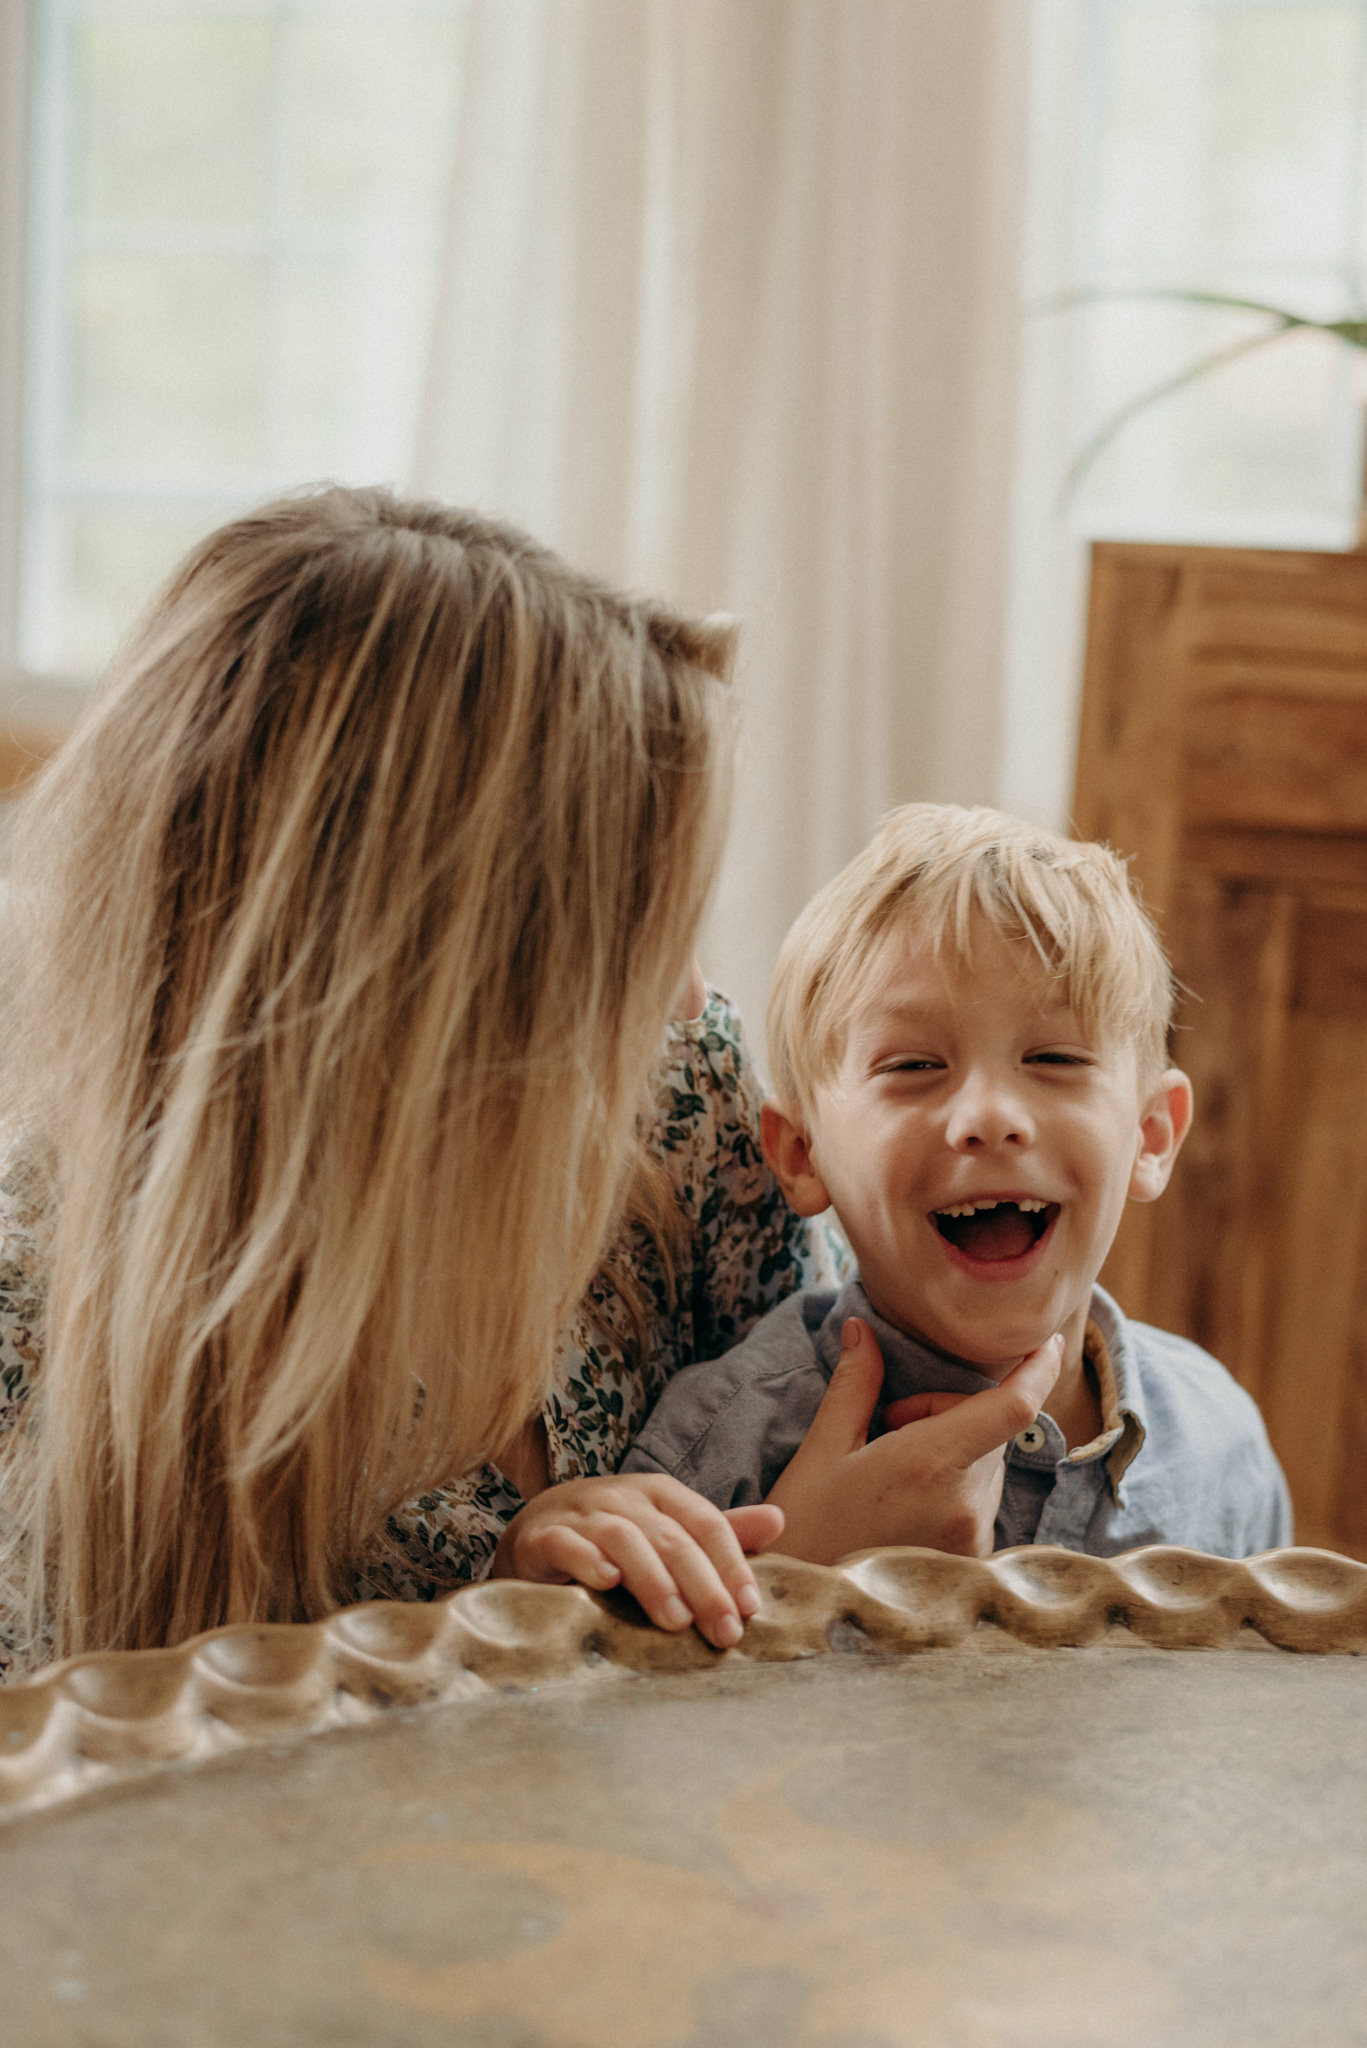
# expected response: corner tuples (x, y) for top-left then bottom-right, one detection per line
(799, 1318), (885, 1457)
(724, 1503), (784, 1561)
(530, 1526), (622, 1591)
(587, 1517), (695, 1632)
(647, 1516), (747, 1648)
(651, 1488), (767, 1634)
(882, 1389), (969, 1430)
(579, 1505), (745, 1647)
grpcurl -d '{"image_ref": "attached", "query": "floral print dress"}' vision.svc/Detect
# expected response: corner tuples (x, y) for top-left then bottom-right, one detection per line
(352, 991), (847, 1598)
(0, 991), (846, 1663)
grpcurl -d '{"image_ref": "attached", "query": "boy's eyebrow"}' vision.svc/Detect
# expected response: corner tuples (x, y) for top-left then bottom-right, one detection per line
(852, 987), (1089, 1036)
(848, 990), (943, 1029)
(854, 996), (941, 1029)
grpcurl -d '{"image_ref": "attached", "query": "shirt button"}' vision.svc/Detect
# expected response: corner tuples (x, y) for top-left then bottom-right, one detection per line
(1015, 1424), (1046, 1453)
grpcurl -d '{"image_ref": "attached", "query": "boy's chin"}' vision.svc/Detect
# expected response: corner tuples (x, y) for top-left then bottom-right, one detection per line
(869, 1293), (1056, 1378)
(913, 1287), (1094, 1379)
(928, 1321), (1061, 1379)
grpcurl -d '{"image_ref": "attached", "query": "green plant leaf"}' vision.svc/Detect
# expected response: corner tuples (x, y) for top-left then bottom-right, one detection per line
(1036, 289), (1367, 497)
(1038, 285), (1367, 347)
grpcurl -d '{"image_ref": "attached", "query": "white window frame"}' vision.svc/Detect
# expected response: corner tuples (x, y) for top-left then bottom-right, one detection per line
(5, 0), (463, 706)
(0, 0), (88, 724)
(0, 0), (32, 702)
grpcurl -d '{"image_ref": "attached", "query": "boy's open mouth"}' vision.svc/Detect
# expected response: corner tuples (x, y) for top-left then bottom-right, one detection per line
(932, 1199), (1058, 1263)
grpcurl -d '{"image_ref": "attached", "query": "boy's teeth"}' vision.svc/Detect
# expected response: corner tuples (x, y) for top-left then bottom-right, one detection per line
(939, 1197), (1047, 1217)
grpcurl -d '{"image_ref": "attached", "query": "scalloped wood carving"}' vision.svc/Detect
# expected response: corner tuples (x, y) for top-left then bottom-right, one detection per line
(2, 1544), (1362, 1822)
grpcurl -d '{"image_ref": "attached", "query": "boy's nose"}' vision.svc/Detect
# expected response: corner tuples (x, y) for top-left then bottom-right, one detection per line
(944, 1074), (1033, 1152)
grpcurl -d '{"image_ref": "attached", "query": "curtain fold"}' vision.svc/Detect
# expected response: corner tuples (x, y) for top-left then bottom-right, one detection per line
(410, 0), (1031, 1040)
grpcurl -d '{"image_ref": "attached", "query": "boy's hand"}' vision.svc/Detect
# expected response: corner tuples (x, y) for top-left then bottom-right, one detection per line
(765, 1318), (1063, 1563)
(490, 1473), (783, 1650)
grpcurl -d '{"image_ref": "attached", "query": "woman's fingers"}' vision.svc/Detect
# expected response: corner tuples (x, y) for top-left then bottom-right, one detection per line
(881, 1389), (969, 1430)
(882, 1339), (1063, 1442)
(915, 1333), (1065, 1471)
(648, 1517), (748, 1645)
(798, 1317), (885, 1457)
(758, 1334), (1063, 1565)
(1001, 1334), (1066, 1413)
(595, 1482), (768, 1644)
(586, 1517), (694, 1629)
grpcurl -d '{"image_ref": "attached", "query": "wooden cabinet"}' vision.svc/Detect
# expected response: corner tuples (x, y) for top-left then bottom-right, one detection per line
(1074, 542), (1367, 1559)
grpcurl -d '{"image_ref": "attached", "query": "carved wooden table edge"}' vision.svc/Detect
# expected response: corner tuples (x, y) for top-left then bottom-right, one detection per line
(1, 1543), (1361, 1823)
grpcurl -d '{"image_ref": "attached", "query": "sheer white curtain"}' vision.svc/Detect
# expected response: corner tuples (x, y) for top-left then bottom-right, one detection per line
(411, 0), (1032, 1036)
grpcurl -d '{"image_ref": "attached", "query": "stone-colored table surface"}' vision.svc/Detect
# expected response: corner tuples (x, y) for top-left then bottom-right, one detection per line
(1, 1548), (1364, 2048)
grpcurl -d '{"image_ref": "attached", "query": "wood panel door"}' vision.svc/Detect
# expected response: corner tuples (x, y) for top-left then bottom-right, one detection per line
(1073, 541), (1367, 1559)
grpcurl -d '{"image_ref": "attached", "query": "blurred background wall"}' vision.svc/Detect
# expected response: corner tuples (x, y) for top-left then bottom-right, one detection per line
(3, 0), (1365, 1038)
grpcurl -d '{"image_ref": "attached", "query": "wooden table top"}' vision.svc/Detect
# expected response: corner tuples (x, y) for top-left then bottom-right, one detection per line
(1, 1547), (1363, 2047)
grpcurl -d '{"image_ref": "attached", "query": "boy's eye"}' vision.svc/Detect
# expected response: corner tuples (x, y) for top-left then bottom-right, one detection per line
(885, 1058), (943, 1073)
(1026, 1051), (1090, 1067)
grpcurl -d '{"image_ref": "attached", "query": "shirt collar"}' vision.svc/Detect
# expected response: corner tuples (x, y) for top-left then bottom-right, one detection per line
(1086, 1284), (1147, 1494)
(814, 1276), (1148, 1491)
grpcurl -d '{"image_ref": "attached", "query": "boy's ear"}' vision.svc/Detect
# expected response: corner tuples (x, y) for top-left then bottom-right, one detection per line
(1127, 1068), (1194, 1205)
(760, 1099), (833, 1217)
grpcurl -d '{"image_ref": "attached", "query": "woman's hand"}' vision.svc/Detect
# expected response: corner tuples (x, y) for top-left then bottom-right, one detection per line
(490, 1473), (783, 1650)
(765, 1317), (1063, 1564)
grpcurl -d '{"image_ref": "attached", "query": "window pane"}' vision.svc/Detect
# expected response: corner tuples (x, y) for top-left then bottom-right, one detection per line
(1092, 2), (1362, 278)
(41, 499), (237, 674)
(69, 253), (269, 469)
(1207, 5), (1360, 268)
(275, 255), (439, 476)
(75, 15), (273, 230)
(20, 0), (464, 677)
(1091, 7), (1212, 276)
(277, 8), (463, 231)
(1072, 0), (1367, 545)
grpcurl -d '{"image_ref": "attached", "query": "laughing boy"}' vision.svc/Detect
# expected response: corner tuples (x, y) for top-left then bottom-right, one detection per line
(624, 805), (1291, 1560)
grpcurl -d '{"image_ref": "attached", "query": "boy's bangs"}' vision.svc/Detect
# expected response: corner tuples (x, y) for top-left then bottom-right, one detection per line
(768, 805), (1175, 1114)
(936, 849), (1171, 1074)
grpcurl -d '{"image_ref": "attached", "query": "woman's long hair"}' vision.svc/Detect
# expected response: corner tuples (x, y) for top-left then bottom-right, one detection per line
(0, 487), (734, 1661)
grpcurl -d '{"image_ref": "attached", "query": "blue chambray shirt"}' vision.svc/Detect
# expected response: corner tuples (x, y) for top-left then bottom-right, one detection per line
(623, 1277), (1292, 1557)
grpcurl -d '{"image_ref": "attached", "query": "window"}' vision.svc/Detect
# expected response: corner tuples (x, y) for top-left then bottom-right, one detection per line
(1002, 0), (1367, 831)
(9, 0), (463, 683)
(1067, 0), (1367, 546)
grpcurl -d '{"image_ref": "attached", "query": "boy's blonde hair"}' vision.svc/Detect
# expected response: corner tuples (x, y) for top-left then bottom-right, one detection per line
(768, 803), (1174, 1117)
(0, 486), (734, 1663)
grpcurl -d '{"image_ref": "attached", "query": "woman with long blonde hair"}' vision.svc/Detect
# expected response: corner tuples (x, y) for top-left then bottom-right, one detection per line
(0, 486), (844, 1673)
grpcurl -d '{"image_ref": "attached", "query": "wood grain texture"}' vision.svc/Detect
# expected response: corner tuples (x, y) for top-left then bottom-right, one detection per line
(1075, 542), (1367, 1561)
(1185, 690), (1367, 833)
